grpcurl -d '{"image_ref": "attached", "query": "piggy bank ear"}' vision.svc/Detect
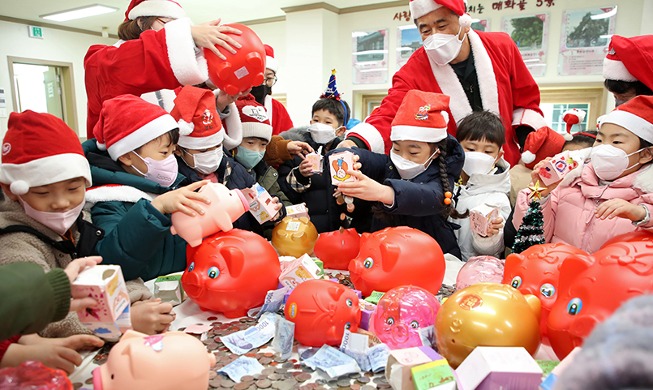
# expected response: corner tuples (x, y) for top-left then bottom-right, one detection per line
(221, 246), (245, 278)
(524, 294), (542, 321)
(503, 253), (523, 283)
(291, 231), (306, 240)
(558, 254), (594, 290)
(380, 242), (401, 273)
(121, 330), (147, 340)
(328, 285), (345, 301)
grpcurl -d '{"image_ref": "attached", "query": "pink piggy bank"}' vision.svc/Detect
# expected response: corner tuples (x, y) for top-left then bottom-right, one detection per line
(547, 240), (653, 359)
(171, 182), (249, 247)
(284, 279), (361, 347)
(371, 286), (440, 349)
(92, 330), (215, 390)
(349, 227), (445, 296)
(182, 229), (280, 317)
(455, 256), (505, 291)
(502, 243), (588, 337)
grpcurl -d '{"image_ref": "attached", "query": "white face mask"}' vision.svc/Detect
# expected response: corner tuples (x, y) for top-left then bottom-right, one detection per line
(390, 149), (438, 180)
(590, 144), (642, 181)
(423, 26), (465, 66)
(185, 148), (223, 175)
(20, 198), (84, 236)
(132, 152), (178, 187)
(308, 123), (337, 144)
(463, 151), (496, 176)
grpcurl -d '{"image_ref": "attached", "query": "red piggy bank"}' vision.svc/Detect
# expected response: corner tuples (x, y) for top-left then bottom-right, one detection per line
(205, 23), (265, 96)
(547, 240), (653, 359)
(284, 279), (361, 347)
(600, 230), (653, 248)
(348, 227), (445, 297)
(503, 243), (588, 337)
(313, 228), (361, 270)
(182, 229), (280, 318)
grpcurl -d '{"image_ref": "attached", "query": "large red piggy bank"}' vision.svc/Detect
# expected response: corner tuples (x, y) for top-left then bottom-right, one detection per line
(205, 23), (265, 96)
(547, 240), (653, 359)
(313, 228), (361, 270)
(284, 279), (361, 347)
(503, 243), (588, 337)
(182, 229), (280, 318)
(348, 227), (445, 297)
(600, 230), (653, 248)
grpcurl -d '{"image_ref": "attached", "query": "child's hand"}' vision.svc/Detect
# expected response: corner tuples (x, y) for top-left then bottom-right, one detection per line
(151, 180), (211, 216)
(298, 159), (315, 177)
(215, 88), (251, 111)
(529, 158), (556, 198)
(131, 298), (175, 335)
(336, 139), (357, 149)
(65, 256), (103, 312)
(191, 20), (242, 60)
(287, 141), (313, 157)
(17, 334), (104, 350)
(337, 170), (394, 205)
(595, 199), (648, 222)
(486, 217), (504, 237)
(269, 197), (283, 221)
(3, 343), (83, 374)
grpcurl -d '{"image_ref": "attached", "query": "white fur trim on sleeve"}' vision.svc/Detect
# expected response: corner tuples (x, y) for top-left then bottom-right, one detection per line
(345, 122), (386, 154)
(164, 18), (208, 86)
(512, 108), (548, 130)
(84, 185), (154, 209)
(222, 102), (243, 150)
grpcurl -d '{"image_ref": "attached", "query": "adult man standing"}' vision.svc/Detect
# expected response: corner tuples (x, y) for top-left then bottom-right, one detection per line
(250, 44), (295, 136)
(343, 0), (546, 166)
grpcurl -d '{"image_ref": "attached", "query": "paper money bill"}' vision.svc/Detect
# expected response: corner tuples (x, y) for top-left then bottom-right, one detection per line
(302, 345), (360, 378)
(220, 313), (279, 355)
(419, 325), (435, 347)
(217, 356), (264, 382)
(367, 343), (390, 373)
(339, 329), (371, 372)
(271, 316), (295, 360)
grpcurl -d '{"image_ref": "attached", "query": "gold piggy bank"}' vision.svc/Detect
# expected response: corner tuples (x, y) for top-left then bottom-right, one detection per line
(271, 216), (318, 257)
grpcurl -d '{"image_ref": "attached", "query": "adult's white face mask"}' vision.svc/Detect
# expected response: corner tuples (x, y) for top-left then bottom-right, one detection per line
(423, 25), (465, 66)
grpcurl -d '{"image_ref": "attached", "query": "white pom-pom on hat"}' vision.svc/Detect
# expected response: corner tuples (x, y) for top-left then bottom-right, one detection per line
(459, 13), (473, 28)
(178, 119), (194, 136)
(521, 151), (536, 164)
(10, 180), (30, 195)
(96, 141), (107, 151)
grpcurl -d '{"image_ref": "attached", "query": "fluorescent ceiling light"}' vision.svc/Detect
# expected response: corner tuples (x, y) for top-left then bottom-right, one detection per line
(41, 4), (117, 22)
(590, 6), (617, 20)
(398, 25), (416, 30)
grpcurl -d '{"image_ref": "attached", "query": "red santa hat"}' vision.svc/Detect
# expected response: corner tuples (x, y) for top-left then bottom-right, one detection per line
(125, 0), (186, 21)
(170, 86), (224, 149)
(264, 44), (278, 73)
(93, 95), (178, 161)
(521, 126), (565, 169)
(0, 111), (91, 195)
(602, 35), (653, 91)
(409, 0), (472, 26)
(235, 94), (273, 142)
(562, 108), (586, 141)
(600, 95), (653, 145)
(391, 90), (450, 143)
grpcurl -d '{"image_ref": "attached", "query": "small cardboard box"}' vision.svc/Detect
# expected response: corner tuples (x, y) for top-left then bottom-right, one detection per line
(328, 151), (356, 185)
(72, 265), (131, 340)
(279, 253), (322, 289)
(242, 183), (277, 224)
(153, 273), (186, 306)
(469, 204), (500, 237)
(286, 203), (309, 219)
(456, 347), (542, 390)
(305, 152), (323, 173)
(359, 300), (377, 331)
(386, 346), (443, 390)
(538, 152), (579, 187)
(411, 358), (457, 390)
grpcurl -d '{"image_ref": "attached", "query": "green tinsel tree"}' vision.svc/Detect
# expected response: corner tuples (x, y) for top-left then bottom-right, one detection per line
(512, 199), (545, 253)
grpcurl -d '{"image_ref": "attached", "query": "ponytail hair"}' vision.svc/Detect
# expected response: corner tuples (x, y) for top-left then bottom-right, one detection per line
(435, 138), (468, 219)
(118, 16), (159, 41)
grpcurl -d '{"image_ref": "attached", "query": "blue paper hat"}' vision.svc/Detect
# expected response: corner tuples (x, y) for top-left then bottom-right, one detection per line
(321, 69), (340, 100)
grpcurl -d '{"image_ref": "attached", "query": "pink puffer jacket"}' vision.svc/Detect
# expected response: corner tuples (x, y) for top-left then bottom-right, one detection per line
(513, 163), (653, 253)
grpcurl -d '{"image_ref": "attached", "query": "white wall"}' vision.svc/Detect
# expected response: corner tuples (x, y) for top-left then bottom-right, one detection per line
(0, 20), (114, 139)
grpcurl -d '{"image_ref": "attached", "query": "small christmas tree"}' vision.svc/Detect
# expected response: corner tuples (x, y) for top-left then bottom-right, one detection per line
(512, 181), (546, 253)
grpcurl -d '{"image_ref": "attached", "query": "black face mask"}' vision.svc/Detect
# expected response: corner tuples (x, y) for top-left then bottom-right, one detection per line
(250, 85), (272, 105)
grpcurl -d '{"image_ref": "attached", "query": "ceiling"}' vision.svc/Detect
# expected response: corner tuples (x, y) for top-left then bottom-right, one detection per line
(2, 0), (402, 36)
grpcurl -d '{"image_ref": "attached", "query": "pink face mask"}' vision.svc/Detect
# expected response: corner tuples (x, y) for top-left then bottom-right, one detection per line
(131, 152), (178, 187)
(20, 198), (84, 236)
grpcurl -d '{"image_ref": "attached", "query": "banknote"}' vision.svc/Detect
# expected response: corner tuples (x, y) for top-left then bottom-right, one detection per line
(302, 345), (360, 378)
(367, 343), (390, 373)
(271, 316), (295, 360)
(220, 313), (279, 355)
(339, 329), (371, 372)
(217, 356), (264, 382)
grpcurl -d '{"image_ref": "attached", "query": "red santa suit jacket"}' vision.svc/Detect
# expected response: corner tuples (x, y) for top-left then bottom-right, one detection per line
(347, 29), (546, 166)
(264, 95), (294, 136)
(84, 18), (208, 140)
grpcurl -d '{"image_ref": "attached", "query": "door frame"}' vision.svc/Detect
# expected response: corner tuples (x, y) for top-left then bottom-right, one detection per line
(7, 56), (78, 131)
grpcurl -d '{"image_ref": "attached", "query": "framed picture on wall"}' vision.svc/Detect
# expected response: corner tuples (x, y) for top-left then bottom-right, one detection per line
(502, 14), (548, 77)
(396, 25), (420, 70)
(558, 6), (617, 76)
(352, 29), (389, 85)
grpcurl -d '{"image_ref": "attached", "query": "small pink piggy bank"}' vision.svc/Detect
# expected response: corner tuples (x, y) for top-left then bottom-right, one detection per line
(171, 182), (249, 247)
(92, 330), (215, 390)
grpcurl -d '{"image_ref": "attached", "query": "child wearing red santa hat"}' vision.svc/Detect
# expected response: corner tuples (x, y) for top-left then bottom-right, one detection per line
(603, 34), (653, 106)
(514, 95), (653, 253)
(337, 90), (464, 259)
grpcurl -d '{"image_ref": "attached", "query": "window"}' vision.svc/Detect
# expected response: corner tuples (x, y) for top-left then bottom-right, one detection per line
(539, 85), (608, 135)
(541, 102), (590, 134)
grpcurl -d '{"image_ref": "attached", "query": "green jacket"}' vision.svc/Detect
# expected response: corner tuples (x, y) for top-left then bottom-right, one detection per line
(83, 140), (188, 281)
(0, 262), (70, 341)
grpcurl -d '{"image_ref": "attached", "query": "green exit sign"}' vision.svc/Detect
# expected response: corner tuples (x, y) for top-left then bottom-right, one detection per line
(28, 26), (44, 39)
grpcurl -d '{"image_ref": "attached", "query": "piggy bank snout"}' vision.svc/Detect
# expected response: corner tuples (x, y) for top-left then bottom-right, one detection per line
(92, 367), (103, 390)
(182, 271), (204, 298)
(391, 323), (410, 342)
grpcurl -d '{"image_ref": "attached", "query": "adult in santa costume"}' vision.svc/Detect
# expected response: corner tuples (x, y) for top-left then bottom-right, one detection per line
(250, 44), (294, 136)
(83, 0), (245, 148)
(343, 0), (546, 166)
(602, 34), (653, 107)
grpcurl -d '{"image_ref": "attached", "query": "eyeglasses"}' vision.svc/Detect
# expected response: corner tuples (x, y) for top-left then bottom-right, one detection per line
(263, 76), (277, 87)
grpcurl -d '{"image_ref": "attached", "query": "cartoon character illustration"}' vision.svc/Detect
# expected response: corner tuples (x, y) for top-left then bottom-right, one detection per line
(331, 157), (351, 182)
(182, 229), (280, 318)
(201, 109), (214, 128)
(415, 104), (430, 121)
(284, 279), (361, 347)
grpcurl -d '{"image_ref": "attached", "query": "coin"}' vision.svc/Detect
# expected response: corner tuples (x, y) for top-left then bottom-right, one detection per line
(361, 386), (376, 390)
(337, 379), (351, 387)
(295, 372), (312, 382)
(241, 375), (255, 382)
(256, 379), (272, 388)
(233, 382), (250, 390)
(356, 376), (370, 384)
(221, 378), (235, 388)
